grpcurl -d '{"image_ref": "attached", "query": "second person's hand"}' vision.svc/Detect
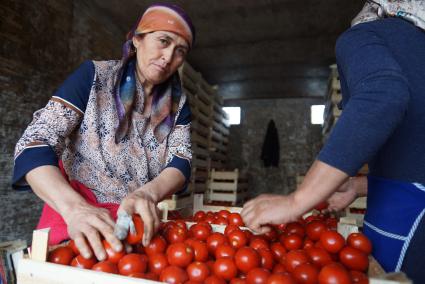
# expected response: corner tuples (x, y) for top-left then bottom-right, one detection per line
(241, 193), (303, 234)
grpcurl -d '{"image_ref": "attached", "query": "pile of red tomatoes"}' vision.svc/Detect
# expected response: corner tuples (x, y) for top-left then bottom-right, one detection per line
(48, 210), (372, 284)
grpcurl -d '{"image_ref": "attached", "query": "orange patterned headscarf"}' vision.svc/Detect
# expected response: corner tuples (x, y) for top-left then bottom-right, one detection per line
(114, 3), (195, 143)
(135, 3), (195, 48)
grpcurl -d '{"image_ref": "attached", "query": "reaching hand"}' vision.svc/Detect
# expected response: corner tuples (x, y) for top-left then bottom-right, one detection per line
(117, 184), (161, 246)
(64, 202), (122, 261)
(241, 194), (302, 234)
(325, 178), (358, 213)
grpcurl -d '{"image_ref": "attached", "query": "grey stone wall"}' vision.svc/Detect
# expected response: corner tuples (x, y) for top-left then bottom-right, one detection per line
(0, 0), (124, 243)
(226, 99), (324, 198)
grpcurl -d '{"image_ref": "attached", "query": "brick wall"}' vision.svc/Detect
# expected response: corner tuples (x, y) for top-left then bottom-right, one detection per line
(0, 0), (123, 242)
(226, 98), (324, 198)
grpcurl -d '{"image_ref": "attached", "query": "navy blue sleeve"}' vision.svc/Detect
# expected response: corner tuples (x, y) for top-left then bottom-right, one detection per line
(12, 60), (95, 190)
(176, 100), (191, 125)
(318, 24), (410, 176)
(53, 60), (94, 112)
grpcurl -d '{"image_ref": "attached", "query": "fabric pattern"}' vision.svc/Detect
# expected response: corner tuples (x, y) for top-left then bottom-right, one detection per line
(353, 0), (425, 30)
(14, 98), (83, 159)
(15, 60), (192, 203)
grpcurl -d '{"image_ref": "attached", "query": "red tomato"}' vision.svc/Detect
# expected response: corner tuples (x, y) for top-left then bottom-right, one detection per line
(228, 229), (248, 249)
(214, 216), (229, 225)
(166, 242), (194, 268)
(214, 258), (238, 281)
(186, 261), (210, 282)
(306, 247), (333, 268)
(318, 263), (351, 284)
(306, 220), (327, 241)
(70, 254), (97, 269)
(246, 267), (271, 284)
(194, 211), (206, 222)
(347, 233), (372, 255)
(304, 215), (320, 223)
(225, 224), (241, 236)
(68, 240), (80, 255)
(117, 253), (147, 276)
(127, 272), (145, 278)
(276, 223), (287, 233)
(48, 246), (75, 265)
(205, 215), (216, 224)
(215, 244), (236, 259)
(270, 242), (287, 262)
(228, 212), (245, 226)
(126, 214), (144, 245)
(166, 226), (188, 243)
(282, 234), (303, 251)
(103, 240), (125, 263)
(244, 229), (254, 241)
(144, 271), (159, 281)
(145, 235), (167, 256)
(186, 239), (209, 262)
(148, 253), (168, 275)
(205, 275), (227, 284)
(262, 227), (278, 242)
(190, 222), (212, 241)
(207, 232), (228, 255)
(314, 201), (329, 211)
(285, 222), (305, 238)
(159, 265), (189, 284)
(339, 246), (369, 271)
(272, 263), (286, 274)
(303, 239), (314, 250)
(258, 248), (275, 270)
(326, 217), (338, 230)
(250, 237), (270, 251)
(218, 210), (230, 219)
(350, 270), (369, 284)
(175, 219), (187, 229)
(284, 250), (309, 273)
(292, 263), (319, 284)
(320, 230), (345, 254)
(235, 246), (260, 273)
(230, 278), (247, 284)
(267, 273), (296, 284)
(92, 260), (118, 274)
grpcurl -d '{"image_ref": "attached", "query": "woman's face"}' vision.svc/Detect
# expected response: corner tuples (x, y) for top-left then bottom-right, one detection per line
(133, 31), (189, 85)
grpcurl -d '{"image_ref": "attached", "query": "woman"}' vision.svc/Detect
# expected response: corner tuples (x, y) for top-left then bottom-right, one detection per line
(242, 1), (425, 281)
(13, 3), (194, 261)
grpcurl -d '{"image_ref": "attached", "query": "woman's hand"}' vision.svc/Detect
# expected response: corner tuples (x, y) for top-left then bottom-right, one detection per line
(241, 194), (303, 234)
(63, 202), (122, 261)
(117, 182), (161, 246)
(325, 176), (367, 213)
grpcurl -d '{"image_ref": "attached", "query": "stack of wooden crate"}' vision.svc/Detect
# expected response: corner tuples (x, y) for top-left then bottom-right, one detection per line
(206, 169), (248, 206)
(209, 94), (229, 170)
(322, 64), (342, 142)
(162, 62), (230, 211)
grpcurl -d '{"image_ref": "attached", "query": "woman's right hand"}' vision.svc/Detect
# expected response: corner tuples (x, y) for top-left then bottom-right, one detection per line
(63, 202), (123, 261)
(325, 177), (366, 212)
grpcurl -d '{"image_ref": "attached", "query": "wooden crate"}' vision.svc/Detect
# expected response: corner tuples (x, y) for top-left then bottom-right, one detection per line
(18, 201), (411, 284)
(206, 169), (248, 205)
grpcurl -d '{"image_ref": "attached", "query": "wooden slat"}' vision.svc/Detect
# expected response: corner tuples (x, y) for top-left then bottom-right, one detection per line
(209, 182), (237, 191)
(191, 132), (209, 148)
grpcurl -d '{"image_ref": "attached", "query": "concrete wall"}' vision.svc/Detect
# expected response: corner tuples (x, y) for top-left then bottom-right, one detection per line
(0, 0), (124, 243)
(226, 99), (323, 198)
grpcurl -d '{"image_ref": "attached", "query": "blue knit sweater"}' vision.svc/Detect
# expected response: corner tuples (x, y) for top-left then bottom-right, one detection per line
(318, 18), (425, 184)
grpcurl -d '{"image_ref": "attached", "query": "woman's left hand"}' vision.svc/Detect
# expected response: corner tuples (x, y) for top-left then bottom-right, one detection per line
(241, 193), (302, 234)
(117, 183), (161, 246)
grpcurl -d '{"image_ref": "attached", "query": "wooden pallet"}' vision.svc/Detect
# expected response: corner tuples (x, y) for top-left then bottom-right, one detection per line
(206, 169), (248, 205)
